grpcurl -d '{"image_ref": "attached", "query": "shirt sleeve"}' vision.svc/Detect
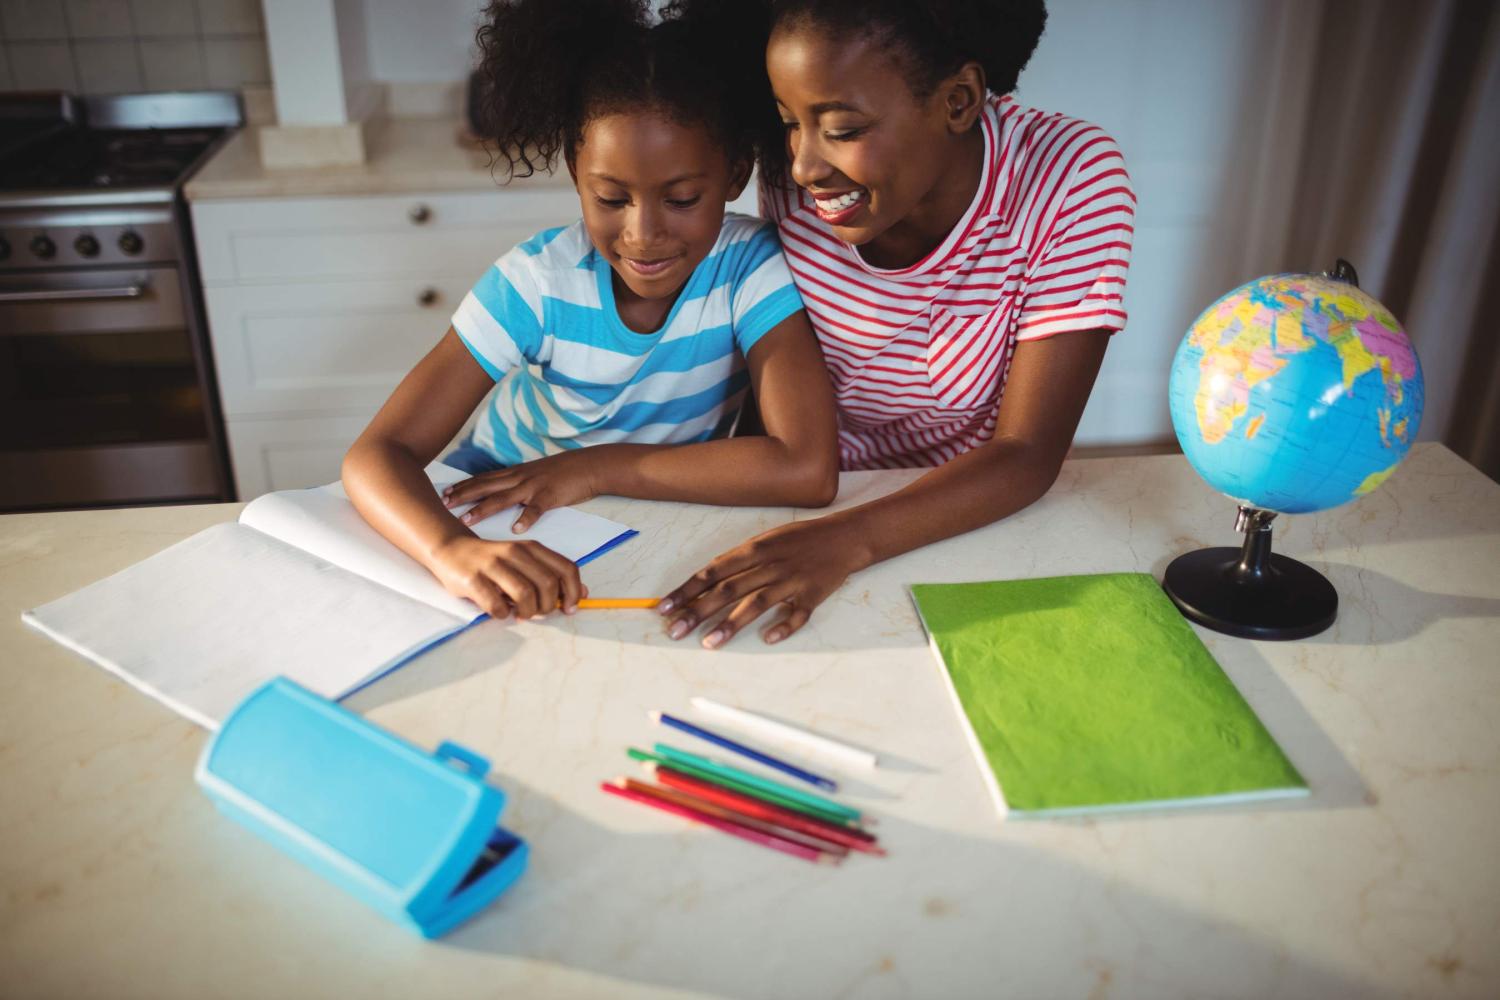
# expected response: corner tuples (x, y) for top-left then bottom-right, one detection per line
(727, 221), (806, 355)
(1015, 127), (1136, 342)
(449, 243), (546, 380)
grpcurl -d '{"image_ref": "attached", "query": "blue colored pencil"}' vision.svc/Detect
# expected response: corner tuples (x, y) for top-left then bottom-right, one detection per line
(649, 710), (838, 792)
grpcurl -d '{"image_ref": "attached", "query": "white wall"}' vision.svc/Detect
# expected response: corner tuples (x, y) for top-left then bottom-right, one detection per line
(352, 0), (1302, 448)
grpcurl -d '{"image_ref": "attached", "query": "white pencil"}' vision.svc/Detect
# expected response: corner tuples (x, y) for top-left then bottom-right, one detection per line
(689, 697), (879, 771)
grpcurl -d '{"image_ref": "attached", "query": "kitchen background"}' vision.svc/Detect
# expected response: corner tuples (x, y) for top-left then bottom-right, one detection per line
(1, 0), (1495, 506)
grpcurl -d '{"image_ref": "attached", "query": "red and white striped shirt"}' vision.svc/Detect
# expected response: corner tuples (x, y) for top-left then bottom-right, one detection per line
(762, 94), (1135, 469)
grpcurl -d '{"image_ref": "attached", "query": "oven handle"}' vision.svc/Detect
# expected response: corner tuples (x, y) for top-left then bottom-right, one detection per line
(0, 281), (148, 303)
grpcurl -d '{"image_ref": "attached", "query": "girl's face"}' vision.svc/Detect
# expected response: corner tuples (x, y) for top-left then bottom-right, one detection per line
(768, 23), (980, 261)
(572, 111), (747, 322)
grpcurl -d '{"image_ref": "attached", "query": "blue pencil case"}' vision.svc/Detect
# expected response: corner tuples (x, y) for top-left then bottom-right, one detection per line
(195, 677), (528, 938)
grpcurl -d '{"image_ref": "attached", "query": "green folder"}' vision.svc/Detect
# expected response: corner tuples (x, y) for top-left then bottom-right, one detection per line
(910, 573), (1307, 817)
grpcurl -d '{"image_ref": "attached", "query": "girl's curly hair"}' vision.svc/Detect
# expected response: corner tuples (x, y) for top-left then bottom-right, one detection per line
(473, 0), (782, 181)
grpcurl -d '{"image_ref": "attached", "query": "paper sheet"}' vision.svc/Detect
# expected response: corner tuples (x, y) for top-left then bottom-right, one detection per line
(23, 523), (466, 728)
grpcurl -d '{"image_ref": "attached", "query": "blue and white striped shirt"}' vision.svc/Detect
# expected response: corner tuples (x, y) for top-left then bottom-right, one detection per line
(450, 214), (803, 466)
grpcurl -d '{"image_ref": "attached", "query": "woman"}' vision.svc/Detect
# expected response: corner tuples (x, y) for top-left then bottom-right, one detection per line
(660, 0), (1136, 647)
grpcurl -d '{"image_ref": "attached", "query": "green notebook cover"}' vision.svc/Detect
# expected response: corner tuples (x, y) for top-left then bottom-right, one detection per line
(910, 573), (1307, 817)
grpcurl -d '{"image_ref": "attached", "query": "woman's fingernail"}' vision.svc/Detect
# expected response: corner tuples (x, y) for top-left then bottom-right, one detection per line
(702, 630), (725, 649)
(668, 620), (688, 640)
(657, 597), (675, 613)
(512, 522), (525, 534)
(460, 513), (473, 524)
(766, 629), (786, 644)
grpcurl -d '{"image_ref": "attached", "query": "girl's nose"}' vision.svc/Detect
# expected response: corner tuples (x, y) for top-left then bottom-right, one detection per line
(626, 203), (669, 247)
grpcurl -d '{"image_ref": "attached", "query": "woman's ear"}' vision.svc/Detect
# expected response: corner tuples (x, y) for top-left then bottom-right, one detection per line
(939, 61), (987, 134)
(725, 154), (754, 202)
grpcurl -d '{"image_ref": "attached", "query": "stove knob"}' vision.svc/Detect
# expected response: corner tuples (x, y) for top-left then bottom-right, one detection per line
(118, 230), (144, 256)
(31, 235), (56, 260)
(75, 234), (101, 258)
(0, 236), (9, 261)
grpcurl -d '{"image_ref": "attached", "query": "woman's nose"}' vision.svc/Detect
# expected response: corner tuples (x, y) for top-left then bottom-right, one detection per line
(789, 134), (831, 189)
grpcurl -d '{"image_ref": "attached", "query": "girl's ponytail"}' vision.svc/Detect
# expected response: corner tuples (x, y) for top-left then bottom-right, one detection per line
(474, 0), (651, 178)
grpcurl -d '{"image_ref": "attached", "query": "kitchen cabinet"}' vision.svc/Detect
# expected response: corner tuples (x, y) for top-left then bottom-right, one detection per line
(191, 187), (579, 498)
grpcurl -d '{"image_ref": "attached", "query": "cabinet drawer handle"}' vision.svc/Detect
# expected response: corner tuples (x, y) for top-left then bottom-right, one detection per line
(408, 203), (432, 224)
(417, 287), (440, 307)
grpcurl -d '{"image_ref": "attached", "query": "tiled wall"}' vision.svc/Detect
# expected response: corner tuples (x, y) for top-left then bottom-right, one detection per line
(0, 0), (269, 94)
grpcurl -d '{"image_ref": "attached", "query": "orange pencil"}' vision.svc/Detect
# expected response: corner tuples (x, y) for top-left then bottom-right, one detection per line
(576, 598), (660, 609)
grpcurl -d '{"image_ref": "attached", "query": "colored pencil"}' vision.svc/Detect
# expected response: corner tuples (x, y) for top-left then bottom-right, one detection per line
(576, 598), (660, 609)
(600, 780), (838, 865)
(620, 778), (849, 859)
(650, 710), (838, 792)
(649, 763), (886, 857)
(626, 747), (858, 828)
(652, 743), (864, 822)
(690, 696), (880, 770)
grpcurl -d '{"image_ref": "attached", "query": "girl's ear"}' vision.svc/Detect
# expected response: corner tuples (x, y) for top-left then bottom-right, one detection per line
(725, 154), (753, 202)
(938, 61), (987, 134)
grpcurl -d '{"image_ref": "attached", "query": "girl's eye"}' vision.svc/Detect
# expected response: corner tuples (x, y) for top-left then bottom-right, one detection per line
(667, 196), (701, 209)
(595, 196), (628, 208)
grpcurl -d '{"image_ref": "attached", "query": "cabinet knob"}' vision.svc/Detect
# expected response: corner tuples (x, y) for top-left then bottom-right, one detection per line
(408, 203), (432, 224)
(417, 287), (440, 307)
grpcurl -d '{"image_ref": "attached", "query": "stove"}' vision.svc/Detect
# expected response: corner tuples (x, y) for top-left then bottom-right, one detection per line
(0, 91), (240, 511)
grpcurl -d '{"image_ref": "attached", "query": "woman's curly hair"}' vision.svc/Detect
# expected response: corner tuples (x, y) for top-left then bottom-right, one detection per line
(473, 0), (783, 181)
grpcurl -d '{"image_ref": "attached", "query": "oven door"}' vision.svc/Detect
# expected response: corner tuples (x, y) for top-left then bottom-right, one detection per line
(0, 265), (225, 509)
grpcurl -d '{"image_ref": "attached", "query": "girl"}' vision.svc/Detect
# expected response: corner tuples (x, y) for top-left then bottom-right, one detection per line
(343, 0), (838, 624)
(660, 0), (1137, 648)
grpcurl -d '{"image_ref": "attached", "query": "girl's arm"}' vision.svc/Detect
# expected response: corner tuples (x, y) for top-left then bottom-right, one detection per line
(658, 329), (1110, 647)
(440, 310), (839, 529)
(342, 328), (585, 620)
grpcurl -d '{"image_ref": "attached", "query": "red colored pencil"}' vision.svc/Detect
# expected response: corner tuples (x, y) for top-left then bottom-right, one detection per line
(621, 778), (849, 859)
(650, 764), (887, 856)
(600, 780), (840, 865)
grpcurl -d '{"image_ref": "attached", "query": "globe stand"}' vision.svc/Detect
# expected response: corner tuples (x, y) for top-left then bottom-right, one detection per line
(1162, 506), (1337, 640)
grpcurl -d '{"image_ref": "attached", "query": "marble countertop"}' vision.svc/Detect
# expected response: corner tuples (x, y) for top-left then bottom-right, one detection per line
(2, 443), (1498, 999)
(184, 116), (576, 201)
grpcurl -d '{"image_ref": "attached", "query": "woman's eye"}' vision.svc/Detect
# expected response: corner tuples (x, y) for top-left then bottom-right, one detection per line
(780, 120), (799, 132)
(595, 196), (628, 208)
(826, 128), (864, 141)
(667, 196), (701, 209)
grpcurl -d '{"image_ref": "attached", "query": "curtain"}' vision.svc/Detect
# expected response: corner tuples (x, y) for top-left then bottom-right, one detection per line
(1239, 0), (1500, 481)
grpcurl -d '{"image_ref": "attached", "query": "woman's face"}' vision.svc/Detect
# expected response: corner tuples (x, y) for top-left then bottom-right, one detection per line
(767, 23), (972, 253)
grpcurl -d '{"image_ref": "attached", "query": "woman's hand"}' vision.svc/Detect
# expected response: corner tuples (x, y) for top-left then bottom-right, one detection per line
(658, 515), (868, 648)
(442, 450), (601, 533)
(428, 535), (586, 620)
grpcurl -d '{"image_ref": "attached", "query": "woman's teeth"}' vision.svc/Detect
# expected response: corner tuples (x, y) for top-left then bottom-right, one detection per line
(815, 190), (866, 214)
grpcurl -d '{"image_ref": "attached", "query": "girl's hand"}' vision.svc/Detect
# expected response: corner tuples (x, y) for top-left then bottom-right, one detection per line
(428, 535), (586, 620)
(658, 516), (867, 648)
(442, 451), (601, 533)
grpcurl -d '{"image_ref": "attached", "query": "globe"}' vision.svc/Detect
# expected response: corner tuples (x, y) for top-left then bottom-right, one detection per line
(1168, 267), (1424, 513)
(1161, 261), (1424, 640)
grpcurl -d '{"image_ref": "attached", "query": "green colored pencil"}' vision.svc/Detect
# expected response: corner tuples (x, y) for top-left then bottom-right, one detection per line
(626, 747), (860, 827)
(651, 743), (864, 822)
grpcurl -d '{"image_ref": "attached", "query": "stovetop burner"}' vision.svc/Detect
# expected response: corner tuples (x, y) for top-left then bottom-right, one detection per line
(0, 126), (225, 191)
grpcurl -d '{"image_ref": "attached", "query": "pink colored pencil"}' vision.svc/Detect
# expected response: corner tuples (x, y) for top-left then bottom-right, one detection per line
(600, 780), (839, 865)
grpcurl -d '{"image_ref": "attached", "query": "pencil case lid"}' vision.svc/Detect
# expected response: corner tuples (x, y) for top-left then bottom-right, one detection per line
(195, 677), (526, 938)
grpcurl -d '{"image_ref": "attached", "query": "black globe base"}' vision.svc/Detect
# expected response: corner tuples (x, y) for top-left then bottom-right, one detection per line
(1162, 507), (1337, 641)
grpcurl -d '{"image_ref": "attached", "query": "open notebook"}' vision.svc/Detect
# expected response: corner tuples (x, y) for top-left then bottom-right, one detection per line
(911, 573), (1308, 819)
(24, 464), (635, 729)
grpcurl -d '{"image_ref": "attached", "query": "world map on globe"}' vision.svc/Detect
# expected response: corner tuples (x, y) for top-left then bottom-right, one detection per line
(1168, 272), (1424, 514)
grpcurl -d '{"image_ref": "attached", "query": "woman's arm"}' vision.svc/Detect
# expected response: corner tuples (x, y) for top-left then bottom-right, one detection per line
(343, 328), (585, 619)
(659, 328), (1110, 647)
(440, 309), (840, 530)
